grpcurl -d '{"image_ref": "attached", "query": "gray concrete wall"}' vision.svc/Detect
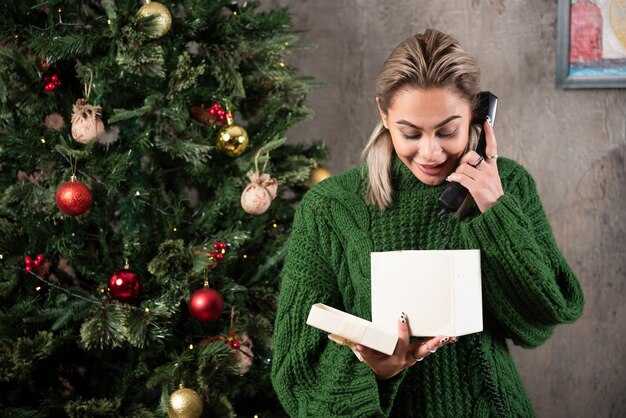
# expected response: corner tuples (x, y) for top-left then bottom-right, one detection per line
(269, 0), (626, 416)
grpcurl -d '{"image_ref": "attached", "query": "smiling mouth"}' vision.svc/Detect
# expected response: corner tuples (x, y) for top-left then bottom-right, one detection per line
(415, 160), (447, 175)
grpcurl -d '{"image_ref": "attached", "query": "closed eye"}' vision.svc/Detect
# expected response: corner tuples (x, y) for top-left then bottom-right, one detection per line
(402, 132), (422, 140)
(437, 129), (457, 138)
(401, 129), (457, 140)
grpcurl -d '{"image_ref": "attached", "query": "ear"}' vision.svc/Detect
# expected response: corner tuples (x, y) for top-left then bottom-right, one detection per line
(375, 97), (388, 129)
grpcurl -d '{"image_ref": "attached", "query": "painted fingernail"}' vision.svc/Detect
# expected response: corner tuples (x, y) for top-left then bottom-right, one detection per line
(486, 115), (492, 126)
(400, 313), (406, 324)
(440, 336), (449, 345)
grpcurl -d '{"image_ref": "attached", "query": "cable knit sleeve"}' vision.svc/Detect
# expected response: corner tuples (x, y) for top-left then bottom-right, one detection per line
(459, 160), (584, 348)
(271, 190), (399, 417)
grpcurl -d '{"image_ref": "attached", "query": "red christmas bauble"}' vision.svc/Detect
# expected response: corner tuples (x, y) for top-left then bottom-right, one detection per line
(55, 178), (93, 216)
(107, 269), (142, 302)
(189, 288), (224, 322)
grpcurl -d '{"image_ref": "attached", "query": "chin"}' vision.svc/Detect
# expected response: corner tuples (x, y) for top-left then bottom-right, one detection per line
(421, 176), (445, 186)
(408, 169), (444, 186)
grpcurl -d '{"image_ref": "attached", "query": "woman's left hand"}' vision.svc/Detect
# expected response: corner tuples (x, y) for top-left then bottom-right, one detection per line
(355, 313), (455, 380)
(446, 118), (504, 213)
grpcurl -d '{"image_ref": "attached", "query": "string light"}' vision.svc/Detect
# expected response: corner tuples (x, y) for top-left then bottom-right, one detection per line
(35, 286), (41, 291)
(272, 222), (278, 228)
(60, 152), (221, 236)
(40, 138), (46, 144)
(172, 227), (177, 232)
(107, 19), (112, 25)
(189, 344), (194, 350)
(29, 11), (102, 31)
(144, 307), (150, 312)
(279, 62), (285, 68)
(18, 268), (167, 334)
(242, 254), (248, 259)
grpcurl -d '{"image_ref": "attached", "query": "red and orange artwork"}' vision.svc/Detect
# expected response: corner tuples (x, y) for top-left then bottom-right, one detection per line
(570, 0), (603, 61)
(568, 0), (626, 76)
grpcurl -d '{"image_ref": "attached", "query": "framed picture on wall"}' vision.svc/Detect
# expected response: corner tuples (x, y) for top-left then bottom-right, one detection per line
(556, 0), (626, 88)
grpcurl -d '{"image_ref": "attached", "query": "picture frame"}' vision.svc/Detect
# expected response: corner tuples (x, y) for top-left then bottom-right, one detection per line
(556, 0), (626, 88)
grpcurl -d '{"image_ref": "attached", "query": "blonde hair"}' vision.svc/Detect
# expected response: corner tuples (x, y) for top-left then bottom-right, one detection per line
(362, 29), (482, 210)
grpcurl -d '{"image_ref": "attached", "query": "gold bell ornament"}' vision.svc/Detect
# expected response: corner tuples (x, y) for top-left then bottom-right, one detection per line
(71, 69), (104, 144)
(168, 384), (203, 418)
(241, 149), (278, 215)
(216, 111), (249, 157)
(137, 0), (172, 38)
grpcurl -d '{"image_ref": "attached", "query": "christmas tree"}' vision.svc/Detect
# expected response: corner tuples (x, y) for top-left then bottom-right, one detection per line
(0, 1), (328, 416)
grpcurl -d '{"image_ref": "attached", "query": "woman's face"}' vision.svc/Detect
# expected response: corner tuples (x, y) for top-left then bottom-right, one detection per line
(379, 87), (472, 186)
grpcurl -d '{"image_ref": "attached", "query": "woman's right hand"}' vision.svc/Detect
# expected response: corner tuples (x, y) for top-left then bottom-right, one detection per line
(356, 312), (456, 380)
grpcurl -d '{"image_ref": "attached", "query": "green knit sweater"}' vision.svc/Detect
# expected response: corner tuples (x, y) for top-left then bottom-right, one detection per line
(271, 156), (584, 417)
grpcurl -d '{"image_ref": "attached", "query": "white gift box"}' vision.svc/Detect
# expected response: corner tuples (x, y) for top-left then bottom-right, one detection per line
(306, 303), (398, 357)
(306, 249), (482, 357)
(371, 249), (483, 337)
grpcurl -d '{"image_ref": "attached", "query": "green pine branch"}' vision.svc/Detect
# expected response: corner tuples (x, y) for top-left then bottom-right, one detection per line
(1, 0), (325, 415)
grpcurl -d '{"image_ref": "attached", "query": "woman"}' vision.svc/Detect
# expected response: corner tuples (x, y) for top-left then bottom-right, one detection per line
(271, 29), (584, 417)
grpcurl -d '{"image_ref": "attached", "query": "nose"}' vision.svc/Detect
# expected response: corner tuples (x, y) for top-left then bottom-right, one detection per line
(418, 135), (441, 160)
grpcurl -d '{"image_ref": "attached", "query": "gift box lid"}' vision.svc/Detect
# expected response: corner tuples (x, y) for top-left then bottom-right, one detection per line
(306, 303), (398, 356)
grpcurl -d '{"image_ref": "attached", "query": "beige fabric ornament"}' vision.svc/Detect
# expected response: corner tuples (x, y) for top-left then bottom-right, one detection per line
(18, 169), (46, 184)
(44, 111), (66, 131)
(71, 99), (104, 143)
(71, 68), (104, 143)
(234, 333), (254, 375)
(240, 149), (278, 215)
(97, 126), (120, 148)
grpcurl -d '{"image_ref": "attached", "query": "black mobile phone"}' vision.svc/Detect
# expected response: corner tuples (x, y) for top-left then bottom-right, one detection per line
(438, 91), (498, 212)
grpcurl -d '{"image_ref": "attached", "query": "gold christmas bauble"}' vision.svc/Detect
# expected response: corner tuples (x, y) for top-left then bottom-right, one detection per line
(216, 124), (249, 157)
(310, 165), (331, 185)
(168, 387), (203, 418)
(137, 1), (172, 38)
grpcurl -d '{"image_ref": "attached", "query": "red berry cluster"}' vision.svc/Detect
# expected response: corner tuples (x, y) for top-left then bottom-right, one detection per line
(43, 68), (62, 92)
(24, 254), (45, 272)
(208, 241), (228, 261)
(208, 102), (232, 123)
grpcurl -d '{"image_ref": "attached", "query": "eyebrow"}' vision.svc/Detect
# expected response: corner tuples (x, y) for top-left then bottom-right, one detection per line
(395, 115), (462, 130)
